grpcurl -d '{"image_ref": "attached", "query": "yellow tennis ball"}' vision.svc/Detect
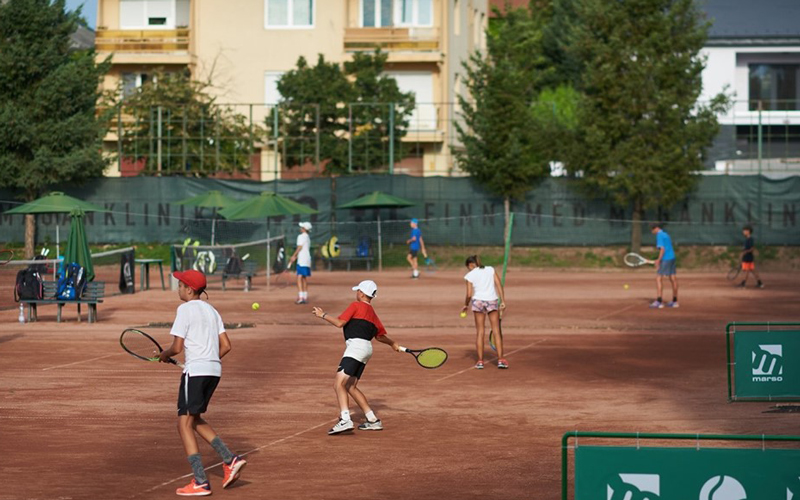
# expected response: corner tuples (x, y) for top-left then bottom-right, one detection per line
(252, 302), (260, 310)
(460, 311), (467, 318)
(623, 284), (629, 290)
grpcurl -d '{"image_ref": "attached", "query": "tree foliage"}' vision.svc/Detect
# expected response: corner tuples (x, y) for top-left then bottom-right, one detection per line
(0, 0), (110, 199)
(120, 70), (257, 176)
(456, 3), (552, 233)
(565, 0), (731, 250)
(275, 51), (414, 175)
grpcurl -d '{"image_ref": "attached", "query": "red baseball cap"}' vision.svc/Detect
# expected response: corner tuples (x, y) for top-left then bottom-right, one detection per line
(173, 270), (207, 291)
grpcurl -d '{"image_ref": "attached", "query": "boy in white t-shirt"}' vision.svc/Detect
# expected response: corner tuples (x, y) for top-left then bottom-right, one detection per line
(159, 270), (246, 496)
(289, 222), (312, 304)
(461, 255), (508, 369)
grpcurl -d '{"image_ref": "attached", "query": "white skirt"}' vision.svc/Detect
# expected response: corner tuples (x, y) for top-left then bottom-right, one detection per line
(343, 338), (373, 363)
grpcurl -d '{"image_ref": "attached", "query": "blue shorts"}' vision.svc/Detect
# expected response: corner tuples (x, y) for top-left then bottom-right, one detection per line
(657, 259), (677, 276)
(296, 265), (311, 277)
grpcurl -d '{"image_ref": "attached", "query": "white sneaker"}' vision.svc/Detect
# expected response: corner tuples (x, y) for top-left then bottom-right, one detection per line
(328, 419), (354, 435)
(358, 419), (383, 431)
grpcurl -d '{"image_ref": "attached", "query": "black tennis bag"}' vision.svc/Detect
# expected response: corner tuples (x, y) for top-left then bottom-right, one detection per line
(14, 268), (43, 302)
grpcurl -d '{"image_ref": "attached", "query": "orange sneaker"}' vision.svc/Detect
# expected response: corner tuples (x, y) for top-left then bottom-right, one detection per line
(176, 479), (211, 496)
(222, 455), (247, 489)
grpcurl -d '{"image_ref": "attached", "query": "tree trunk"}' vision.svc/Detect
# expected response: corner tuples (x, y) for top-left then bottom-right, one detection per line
(503, 196), (511, 245)
(24, 214), (36, 259)
(630, 199), (643, 253)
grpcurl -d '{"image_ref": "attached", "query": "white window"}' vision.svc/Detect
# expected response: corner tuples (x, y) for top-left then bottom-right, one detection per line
(361, 0), (393, 28)
(120, 0), (179, 29)
(122, 72), (150, 98)
(395, 0), (432, 27)
(265, 0), (314, 28)
(453, 0), (460, 36)
(264, 72), (284, 105)
(387, 71), (436, 130)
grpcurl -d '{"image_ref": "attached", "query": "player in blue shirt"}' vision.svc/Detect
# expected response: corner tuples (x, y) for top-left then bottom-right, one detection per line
(405, 218), (427, 279)
(649, 223), (678, 309)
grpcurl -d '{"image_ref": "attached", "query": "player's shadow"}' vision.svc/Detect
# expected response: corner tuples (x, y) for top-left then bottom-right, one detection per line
(0, 333), (23, 344)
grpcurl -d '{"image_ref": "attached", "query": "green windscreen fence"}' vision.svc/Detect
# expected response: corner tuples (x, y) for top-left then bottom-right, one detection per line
(1, 175), (798, 245)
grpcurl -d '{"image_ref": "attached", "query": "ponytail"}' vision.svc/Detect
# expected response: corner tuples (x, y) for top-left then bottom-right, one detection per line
(464, 255), (484, 269)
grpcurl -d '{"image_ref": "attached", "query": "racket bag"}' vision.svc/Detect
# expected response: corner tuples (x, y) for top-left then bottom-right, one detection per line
(14, 268), (43, 302)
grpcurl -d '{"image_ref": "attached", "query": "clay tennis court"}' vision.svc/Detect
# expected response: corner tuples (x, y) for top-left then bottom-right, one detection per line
(1, 267), (798, 499)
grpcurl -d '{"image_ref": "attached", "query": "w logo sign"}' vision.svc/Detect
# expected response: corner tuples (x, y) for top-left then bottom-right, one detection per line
(607, 474), (660, 500)
(752, 345), (783, 380)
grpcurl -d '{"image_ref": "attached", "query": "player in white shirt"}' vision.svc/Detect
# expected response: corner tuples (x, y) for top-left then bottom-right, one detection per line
(289, 222), (313, 304)
(461, 255), (508, 370)
(159, 270), (246, 496)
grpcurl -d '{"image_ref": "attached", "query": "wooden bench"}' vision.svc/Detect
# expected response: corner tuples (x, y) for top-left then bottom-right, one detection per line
(222, 260), (258, 291)
(322, 245), (374, 271)
(21, 281), (106, 323)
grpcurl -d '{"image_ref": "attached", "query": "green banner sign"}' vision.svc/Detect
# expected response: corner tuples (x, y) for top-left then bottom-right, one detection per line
(733, 331), (800, 400)
(576, 446), (800, 499)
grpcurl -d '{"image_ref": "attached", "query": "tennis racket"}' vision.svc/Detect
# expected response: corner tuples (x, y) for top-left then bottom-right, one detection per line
(726, 266), (741, 281)
(120, 328), (183, 368)
(489, 309), (503, 352)
(399, 346), (448, 369)
(623, 252), (653, 267)
(425, 257), (438, 273)
(0, 248), (13, 265)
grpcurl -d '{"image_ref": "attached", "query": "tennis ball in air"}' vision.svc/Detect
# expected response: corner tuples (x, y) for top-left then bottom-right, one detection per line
(252, 302), (260, 311)
(623, 284), (630, 290)
(460, 311), (467, 318)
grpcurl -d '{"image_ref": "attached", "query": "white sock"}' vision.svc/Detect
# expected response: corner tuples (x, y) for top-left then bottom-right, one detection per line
(365, 410), (377, 423)
(302, 291), (308, 299)
(340, 410), (350, 421)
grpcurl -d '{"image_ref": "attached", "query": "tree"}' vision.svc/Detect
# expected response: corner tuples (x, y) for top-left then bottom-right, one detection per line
(120, 70), (258, 176)
(275, 51), (414, 175)
(0, 0), (111, 257)
(456, 3), (552, 239)
(566, 0), (730, 251)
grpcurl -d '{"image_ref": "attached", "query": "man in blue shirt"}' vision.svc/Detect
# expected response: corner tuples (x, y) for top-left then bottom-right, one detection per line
(405, 219), (427, 279)
(650, 222), (678, 308)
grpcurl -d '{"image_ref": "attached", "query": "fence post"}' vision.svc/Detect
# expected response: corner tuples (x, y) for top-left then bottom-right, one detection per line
(389, 102), (395, 175)
(117, 106), (123, 173)
(315, 104), (321, 173)
(348, 104), (353, 173)
(757, 100), (763, 225)
(182, 106), (187, 172)
(274, 104), (279, 191)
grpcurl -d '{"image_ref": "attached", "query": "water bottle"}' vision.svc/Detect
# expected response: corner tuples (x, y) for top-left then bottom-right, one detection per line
(18, 304), (25, 324)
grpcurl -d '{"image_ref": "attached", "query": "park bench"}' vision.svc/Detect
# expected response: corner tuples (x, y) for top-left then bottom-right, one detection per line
(21, 281), (106, 323)
(322, 244), (374, 271)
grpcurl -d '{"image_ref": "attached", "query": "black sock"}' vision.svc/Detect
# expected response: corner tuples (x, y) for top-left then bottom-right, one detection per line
(657, 297), (662, 302)
(210, 436), (234, 465)
(673, 296), (677, 302)
(188, 454), (208, 484)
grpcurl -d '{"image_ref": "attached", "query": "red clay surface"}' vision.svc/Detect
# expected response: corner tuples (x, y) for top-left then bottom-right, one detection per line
(0, 267), (798, 500)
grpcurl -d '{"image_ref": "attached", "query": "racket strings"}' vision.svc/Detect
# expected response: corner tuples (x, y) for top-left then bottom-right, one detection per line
(417, 348), (447, 368)
(121, 332), (162, 360)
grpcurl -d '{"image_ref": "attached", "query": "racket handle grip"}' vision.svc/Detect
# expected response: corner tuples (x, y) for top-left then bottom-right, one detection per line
(398, 346), (408, 352)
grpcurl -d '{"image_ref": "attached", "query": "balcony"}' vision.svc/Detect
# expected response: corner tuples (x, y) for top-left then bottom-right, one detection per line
(344, 27), (442, 62)
(95, 29), (193, 65)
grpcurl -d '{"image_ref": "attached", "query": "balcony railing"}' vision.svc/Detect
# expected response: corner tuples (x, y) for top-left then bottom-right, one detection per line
(344, 27), (439, 52)
(95, 29), (190, 53)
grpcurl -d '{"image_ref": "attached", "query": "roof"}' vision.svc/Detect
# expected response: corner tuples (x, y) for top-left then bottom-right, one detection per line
(701, 0), (800, 39)
(69, 25), (95, 51)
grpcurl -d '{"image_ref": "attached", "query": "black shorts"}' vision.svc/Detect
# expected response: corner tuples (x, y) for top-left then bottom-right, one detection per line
(408, 249), (418, 258)
(338, 356), (366, 379)
(178, 374), (220, 416)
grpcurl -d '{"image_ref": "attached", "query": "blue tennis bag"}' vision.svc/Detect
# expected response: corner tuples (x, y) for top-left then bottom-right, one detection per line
(56, 262), (87, 300)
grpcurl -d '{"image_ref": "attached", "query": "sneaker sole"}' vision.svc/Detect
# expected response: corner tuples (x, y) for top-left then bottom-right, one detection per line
(328, 426), (354, 435)
(176, 490), (212, 497)
(222, 461), (247, 489)
(358, 426), (384, 431)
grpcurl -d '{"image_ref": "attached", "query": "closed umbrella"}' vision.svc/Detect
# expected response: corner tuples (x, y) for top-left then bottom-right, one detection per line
(175, 190), (238, 245)
(218, 192), (318, 287)
(337, 191), (415, 271)
(62, 208), (94, 282)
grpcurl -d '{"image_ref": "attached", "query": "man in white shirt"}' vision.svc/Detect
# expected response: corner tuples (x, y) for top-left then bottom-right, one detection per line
(289, 222), (313, 304)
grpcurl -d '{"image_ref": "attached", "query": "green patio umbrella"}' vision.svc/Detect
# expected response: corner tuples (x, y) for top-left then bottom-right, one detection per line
(337, 191), (415, 271)
(175, 190), (238, 245)
(62, 208), (94, 282)
(218, 192), (318, 287)
(3, 192), (108, 275)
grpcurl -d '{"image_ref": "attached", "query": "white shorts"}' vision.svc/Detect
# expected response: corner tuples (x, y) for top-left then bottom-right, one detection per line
(343, 338), (373, 363)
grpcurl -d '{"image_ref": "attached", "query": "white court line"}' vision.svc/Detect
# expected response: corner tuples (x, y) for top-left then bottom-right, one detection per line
(140, 419), (333, 496)
(41, 353), (120, 371)
(595, 303), (638, 321)
(435, 339), (547, 383)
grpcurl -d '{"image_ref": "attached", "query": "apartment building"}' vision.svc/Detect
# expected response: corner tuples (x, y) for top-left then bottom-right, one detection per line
(96, 0), (488, 179)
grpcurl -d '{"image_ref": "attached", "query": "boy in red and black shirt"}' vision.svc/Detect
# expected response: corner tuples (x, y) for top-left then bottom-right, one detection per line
(312, 280), (400, 435)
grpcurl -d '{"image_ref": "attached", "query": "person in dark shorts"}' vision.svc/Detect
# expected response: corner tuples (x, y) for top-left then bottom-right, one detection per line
(311, 280), (400, 435)
(649, 223), (679, 309)
(738, 225), (764, 288)
(405, 219), (427, 279)
(159, 270), (246, 496)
